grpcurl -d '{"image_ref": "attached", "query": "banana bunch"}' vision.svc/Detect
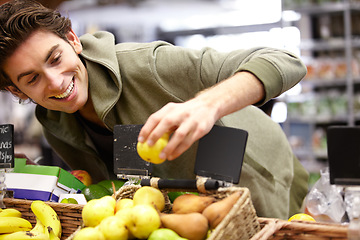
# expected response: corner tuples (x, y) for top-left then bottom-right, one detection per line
(0, 200), (62, 240)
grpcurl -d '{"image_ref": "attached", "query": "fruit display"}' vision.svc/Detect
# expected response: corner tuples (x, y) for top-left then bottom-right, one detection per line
(0, 200), (62, 240)
(72, 185), (242, 240)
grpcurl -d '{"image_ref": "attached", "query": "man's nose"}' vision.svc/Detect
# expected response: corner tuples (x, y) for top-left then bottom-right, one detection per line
(44, 69), (63, 90)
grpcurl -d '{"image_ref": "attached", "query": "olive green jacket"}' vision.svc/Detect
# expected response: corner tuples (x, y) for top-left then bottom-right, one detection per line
(36, 31), (309, 219)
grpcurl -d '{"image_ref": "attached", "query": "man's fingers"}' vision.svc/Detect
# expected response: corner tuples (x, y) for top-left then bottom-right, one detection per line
(164, 122), (199, 160)
(138, 103), (178, 144)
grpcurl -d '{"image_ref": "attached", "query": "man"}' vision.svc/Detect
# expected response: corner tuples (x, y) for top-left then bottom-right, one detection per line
(0, 0), (308, 218)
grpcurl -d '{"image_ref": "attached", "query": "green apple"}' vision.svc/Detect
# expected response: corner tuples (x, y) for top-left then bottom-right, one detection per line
(133, 186), (165, 211)
(82, 196), (116, 227)
(128, 204), (161, 239)
(60, 198), (78, 204)
(137, 133), (170, 164)
(73, 227), (105, 240)
(97, 216), (128, 240)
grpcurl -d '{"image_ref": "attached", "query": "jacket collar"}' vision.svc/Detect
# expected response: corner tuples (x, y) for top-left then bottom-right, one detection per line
(79, 31), (121, 81)
(79, 31), (122, 125)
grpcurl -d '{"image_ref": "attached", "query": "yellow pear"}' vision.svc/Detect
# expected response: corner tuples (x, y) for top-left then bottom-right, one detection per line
(97, 216), (128, 240)
(73, 227), (105, 240)
(137, 133), (170, 164)
(202, 191), (241, 229)
(128, 204), (161, 239)
(172, 194), (215, 214)
(115, 198), (134, 213)
(148, 228), (188, 240)
(133, 186), (165, 211)
(115, 207), (133, 222)
(115, 208), (136, 239)
(160, 212), (209, 240)
(82, 196), (116, 227)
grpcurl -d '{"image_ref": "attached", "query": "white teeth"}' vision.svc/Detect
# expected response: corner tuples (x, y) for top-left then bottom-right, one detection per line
(54, 81), (74, 99)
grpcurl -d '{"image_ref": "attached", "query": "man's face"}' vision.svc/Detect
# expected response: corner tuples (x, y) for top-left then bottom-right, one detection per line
(4, 29), (89, 113)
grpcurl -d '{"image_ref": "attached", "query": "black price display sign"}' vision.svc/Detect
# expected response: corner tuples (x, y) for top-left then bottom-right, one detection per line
(0, 124), (14, 168)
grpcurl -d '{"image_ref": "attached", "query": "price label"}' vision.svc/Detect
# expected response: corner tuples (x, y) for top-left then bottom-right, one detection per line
(0, 124), (14, 168)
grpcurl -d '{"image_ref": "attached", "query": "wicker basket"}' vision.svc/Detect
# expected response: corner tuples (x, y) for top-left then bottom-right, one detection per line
(251, 217), (349, 240)
(3, 198), (83, 240)
(3, 185), (260, 240)
(113, 185), (261, 240)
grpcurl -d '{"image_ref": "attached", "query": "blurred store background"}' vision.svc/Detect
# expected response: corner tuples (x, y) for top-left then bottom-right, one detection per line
(0, 0), (358, 187)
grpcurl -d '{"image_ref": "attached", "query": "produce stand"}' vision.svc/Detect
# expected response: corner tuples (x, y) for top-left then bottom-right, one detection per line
(3, 185), (351, 240)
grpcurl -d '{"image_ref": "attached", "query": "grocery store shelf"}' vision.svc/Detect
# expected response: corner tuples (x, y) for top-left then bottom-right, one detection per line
(287, 116), (350, 124)
(284, 1), (360, 14)
(304, 78), (360, 89)
(157, 21), (282, 39)
(300, 38), (360, 51)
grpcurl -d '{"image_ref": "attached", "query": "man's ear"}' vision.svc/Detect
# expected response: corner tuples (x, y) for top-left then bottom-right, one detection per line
(66, 29), (82, 54)
(5, 86), (29, 100)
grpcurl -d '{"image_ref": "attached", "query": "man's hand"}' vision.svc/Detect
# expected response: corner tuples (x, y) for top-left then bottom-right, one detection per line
(138, 98), (217, 161)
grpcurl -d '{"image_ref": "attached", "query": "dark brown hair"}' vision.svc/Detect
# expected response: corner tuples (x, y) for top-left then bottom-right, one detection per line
(0, 0), (72, 90)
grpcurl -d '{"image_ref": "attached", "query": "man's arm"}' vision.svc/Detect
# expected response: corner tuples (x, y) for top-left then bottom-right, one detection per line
(138, 71), (265, 161)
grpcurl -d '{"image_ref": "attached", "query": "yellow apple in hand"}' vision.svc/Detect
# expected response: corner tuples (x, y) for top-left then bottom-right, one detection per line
(133, 186), (165, 211)
(137, 133), (170, 164)
(97, 216), (128, 240)
(128, 204), (161, 239)
(82, 196), (116, 227)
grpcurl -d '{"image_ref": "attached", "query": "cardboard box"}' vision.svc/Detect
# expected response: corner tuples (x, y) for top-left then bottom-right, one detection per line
(4, 158), (86, 202)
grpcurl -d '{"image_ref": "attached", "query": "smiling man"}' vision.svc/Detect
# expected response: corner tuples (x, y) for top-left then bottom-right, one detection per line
(5, 30), (88, 113)
(0, 0), (309, 219)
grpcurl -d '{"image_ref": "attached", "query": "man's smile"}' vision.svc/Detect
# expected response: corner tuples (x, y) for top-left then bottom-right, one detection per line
(53, 78), (74, 99)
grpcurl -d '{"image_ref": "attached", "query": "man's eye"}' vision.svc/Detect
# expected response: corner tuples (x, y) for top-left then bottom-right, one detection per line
(28, 74), (39, 84)
(51, 52), (62, 64)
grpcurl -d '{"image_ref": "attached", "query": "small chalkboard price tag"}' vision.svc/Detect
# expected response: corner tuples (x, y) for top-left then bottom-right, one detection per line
(0, 124), (14, 168)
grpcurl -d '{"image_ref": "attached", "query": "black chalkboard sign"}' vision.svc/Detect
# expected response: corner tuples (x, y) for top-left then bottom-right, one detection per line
(195, 125), (248, 184)
(327, 126), (360, 185)
(113, 124), (152, 178)
(0, 124), (14, 168)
